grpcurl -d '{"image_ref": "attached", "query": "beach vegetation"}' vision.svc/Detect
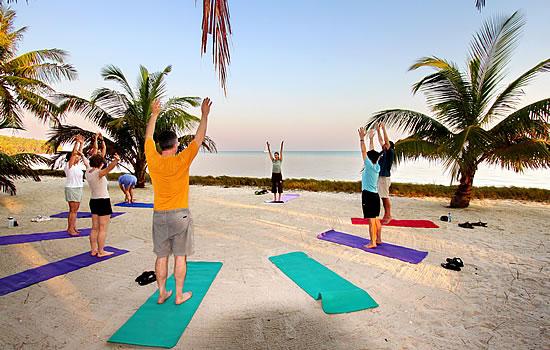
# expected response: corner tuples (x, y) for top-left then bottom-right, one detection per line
(367, 11), (550, 208)
(46, 65), (216, 187)
(0, 5), (74, 195)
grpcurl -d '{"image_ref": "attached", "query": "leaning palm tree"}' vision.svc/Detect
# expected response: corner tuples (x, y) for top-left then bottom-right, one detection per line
(0, 5), (76, 195)
(367, 11), (550, 208)
(47, 64), (216, 188)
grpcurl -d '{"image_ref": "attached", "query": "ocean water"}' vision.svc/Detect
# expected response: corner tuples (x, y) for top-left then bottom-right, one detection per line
(189, 151), (550, 190)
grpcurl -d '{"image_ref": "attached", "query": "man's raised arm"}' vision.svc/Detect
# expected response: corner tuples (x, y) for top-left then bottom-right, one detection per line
(145, 99), (162, 139)
(194, 97), (212, 147)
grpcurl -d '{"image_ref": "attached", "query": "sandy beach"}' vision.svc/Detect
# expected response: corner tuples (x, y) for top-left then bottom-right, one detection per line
(0, 176), (549, 349)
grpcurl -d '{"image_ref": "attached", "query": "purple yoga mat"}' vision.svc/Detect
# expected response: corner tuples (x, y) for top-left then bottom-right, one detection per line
(114, 202), (153, 208)
(0, 246), (129, 296)
(317, 230), (428, 264)
(0, 228), (92, 246)
(50, 212), (125, 219)
(265, 194), (300, 203)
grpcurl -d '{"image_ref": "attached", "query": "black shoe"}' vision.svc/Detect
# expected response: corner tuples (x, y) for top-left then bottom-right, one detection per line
(445, 257), (464, 267)
(458, 222), (474, 229)
(441, 262), (461, 271)
(471, 220), (487, 227)
(135, 271), (156, 285)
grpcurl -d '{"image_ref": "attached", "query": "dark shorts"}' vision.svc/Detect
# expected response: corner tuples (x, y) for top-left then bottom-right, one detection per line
(271, 172), (283, 193)
(152, 208), (194, 258)
(89, 198), (113, 217)
(362, 190), (380, 219)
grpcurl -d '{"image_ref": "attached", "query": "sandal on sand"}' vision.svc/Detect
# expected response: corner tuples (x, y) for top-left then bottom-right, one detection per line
(441, 262), (461, 271)
(135, 271), (156, 286)
(458, 222), (474, 229)
(445, 257), (464, 267)
(471, 220), (488, 227)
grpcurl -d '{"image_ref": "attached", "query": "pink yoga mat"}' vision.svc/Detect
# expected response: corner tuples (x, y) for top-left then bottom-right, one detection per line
(351, 218), (439, 228)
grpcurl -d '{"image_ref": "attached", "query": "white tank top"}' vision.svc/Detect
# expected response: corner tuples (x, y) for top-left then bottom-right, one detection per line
(64, 163), (84, 188)
(85, 168), (110, 199)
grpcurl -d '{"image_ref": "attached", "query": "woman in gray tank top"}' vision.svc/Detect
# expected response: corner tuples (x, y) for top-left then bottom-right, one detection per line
(266, 141), (284, 202)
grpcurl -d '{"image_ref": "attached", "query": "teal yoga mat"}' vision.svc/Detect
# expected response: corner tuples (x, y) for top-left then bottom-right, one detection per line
(269, 251), (378, 313)
(108, 261), (222, 348)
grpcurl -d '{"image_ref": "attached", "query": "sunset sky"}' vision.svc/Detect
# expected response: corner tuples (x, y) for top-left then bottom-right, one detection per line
(2, 0), (549, 150)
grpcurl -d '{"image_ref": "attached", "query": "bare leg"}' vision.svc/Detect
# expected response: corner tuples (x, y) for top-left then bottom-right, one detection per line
(174, 255), (192, 305)
(155, 256), (172, 304)
(278, 192), (282, 201)
(129, 186), (135, 202)
(375, 217), (383, 244)
(273, 193), (277, 202)
(364, 218), (377, 248)
(97, 215), (113, 257)
(381, 198), (392, 223)
(67, 201), (80, 235)
(90, 214), (99, 255)
(119, 184), (130, 204)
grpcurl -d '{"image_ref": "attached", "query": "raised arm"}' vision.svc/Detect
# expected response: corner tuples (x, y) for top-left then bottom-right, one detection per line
(358, 127), (367, 162)
(98, 153), (120, 179)
(369, 129), (375, 151)
(194, 97), (212, 147)
(279, 141), (284, 161)
(381, 122), (390, 149)
(266, 141), (274, 161)
(92, 133), (99, 155)
(79, 150), (90, 169)
(99, 134), (106, 157)
(145, 99), (162, 139)
(375, 122), (384, 149)
(69, 135), (83, 168)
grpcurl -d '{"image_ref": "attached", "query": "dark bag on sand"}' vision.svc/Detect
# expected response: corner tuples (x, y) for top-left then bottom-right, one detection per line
(440, 215), (448, 222)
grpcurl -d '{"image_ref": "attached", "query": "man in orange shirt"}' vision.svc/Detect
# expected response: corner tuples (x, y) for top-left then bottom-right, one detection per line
(145, 97), (212, 305)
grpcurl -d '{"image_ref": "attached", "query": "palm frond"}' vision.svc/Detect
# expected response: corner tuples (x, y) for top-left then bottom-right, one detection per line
(475, 0), (485, 11)
(100, 64), (135, 99)
(489, 98), (550, 141)
(0, 151), (49, 194)
(178, 134), (217, 153)
(368, 109), (451, 142)
(484, 139), (550, 172)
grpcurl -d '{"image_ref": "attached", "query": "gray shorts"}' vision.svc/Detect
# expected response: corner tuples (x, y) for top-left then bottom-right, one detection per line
(152, 208), (194, 258)
(65, 187), (83, 202)
(377, 176), (391, 199)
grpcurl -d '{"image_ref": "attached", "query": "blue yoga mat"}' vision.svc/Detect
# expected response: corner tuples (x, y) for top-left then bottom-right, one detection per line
(114, 202), (154, 208)
(317, 230), (428, 264)
(50, 212), (125, 219)
(0, 228), (91, 246)
(108, 261), (223, 348)
(0, 246), (128, 296)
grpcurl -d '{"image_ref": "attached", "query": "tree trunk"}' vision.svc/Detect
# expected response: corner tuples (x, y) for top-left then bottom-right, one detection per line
(135, 160), (147, 188)
(450, 171), (475, 208)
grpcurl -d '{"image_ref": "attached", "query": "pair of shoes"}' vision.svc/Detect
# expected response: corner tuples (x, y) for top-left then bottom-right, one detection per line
(471, 220), (487, 227)
(255, 189), (268, 195)
(441, 257), (464, 271)
(31, 215), (51, 222)
(135, 271), (156, 286)
(458, 222), (474, 229)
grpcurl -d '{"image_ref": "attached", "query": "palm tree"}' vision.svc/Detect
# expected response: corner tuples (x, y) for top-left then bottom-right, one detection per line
(0, 5), (76, 195)
(47, 64), (217, 188)
(366, 11), (550, 208)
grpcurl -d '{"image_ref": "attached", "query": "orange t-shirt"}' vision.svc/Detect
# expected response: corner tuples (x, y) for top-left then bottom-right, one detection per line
(145, 137), (199, 211)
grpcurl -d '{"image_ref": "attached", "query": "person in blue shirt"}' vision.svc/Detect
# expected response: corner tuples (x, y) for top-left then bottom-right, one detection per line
(376, 122), (395, 223)
(118, 174), (138, 204)
(359, 127), (382, 248)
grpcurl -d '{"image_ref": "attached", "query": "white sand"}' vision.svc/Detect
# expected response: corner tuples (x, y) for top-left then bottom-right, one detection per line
(0, 177), (549, 349)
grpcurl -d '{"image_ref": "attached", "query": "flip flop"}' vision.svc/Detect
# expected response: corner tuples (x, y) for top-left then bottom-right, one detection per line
(441, 262), (461, 271)
(445, 257), (464, 267)
(471, 220), (488, 227)
(135, 271), (156, 285)
(458, 222), (474, 229)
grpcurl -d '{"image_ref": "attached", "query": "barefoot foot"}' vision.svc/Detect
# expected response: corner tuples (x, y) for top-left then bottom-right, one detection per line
(382, 217), (392, 224)
(97, 250), (114, 257)
(158, 290), (173, 304)
(67, 230), (79, 236)
(91, 250), (98, 256)
(364, 243), (377, 249)
(175, 291), (193, 305)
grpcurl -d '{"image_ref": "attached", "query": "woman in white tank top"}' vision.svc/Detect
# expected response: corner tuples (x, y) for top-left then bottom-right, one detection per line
(82, 152), (120, 257)
(64, 135), (85, 236)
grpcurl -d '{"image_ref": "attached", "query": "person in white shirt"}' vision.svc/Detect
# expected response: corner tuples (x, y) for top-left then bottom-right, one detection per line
(64, 135), (85, 236)
(82, 152), (120, 257)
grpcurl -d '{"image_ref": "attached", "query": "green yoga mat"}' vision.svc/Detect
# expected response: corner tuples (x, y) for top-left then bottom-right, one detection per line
(269, 251), (378, 313)
(108, 261), (222, 348)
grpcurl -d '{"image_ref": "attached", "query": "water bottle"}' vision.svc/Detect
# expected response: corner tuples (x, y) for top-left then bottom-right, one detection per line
(448, 212), (452, 223)
(8, 217), (14, 228)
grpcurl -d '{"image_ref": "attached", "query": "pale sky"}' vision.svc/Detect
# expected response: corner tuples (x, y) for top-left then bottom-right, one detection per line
(1, 0), (549, 150)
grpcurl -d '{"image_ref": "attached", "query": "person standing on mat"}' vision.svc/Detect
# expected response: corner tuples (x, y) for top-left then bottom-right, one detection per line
(359, 127), (382, 248)
(64, 134), (85, 236)
(82, 150), (120, 257)
(375, 122), (395, 224)
(117, 174), (137, 204)
(145, 97), (212, 305)
(266, 140), (284, 202)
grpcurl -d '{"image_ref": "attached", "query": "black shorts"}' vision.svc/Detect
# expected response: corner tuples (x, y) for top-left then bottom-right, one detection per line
(362, 190), (380, 219)
(89, 198), (113, 217)
(271, 172), (283, 193)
